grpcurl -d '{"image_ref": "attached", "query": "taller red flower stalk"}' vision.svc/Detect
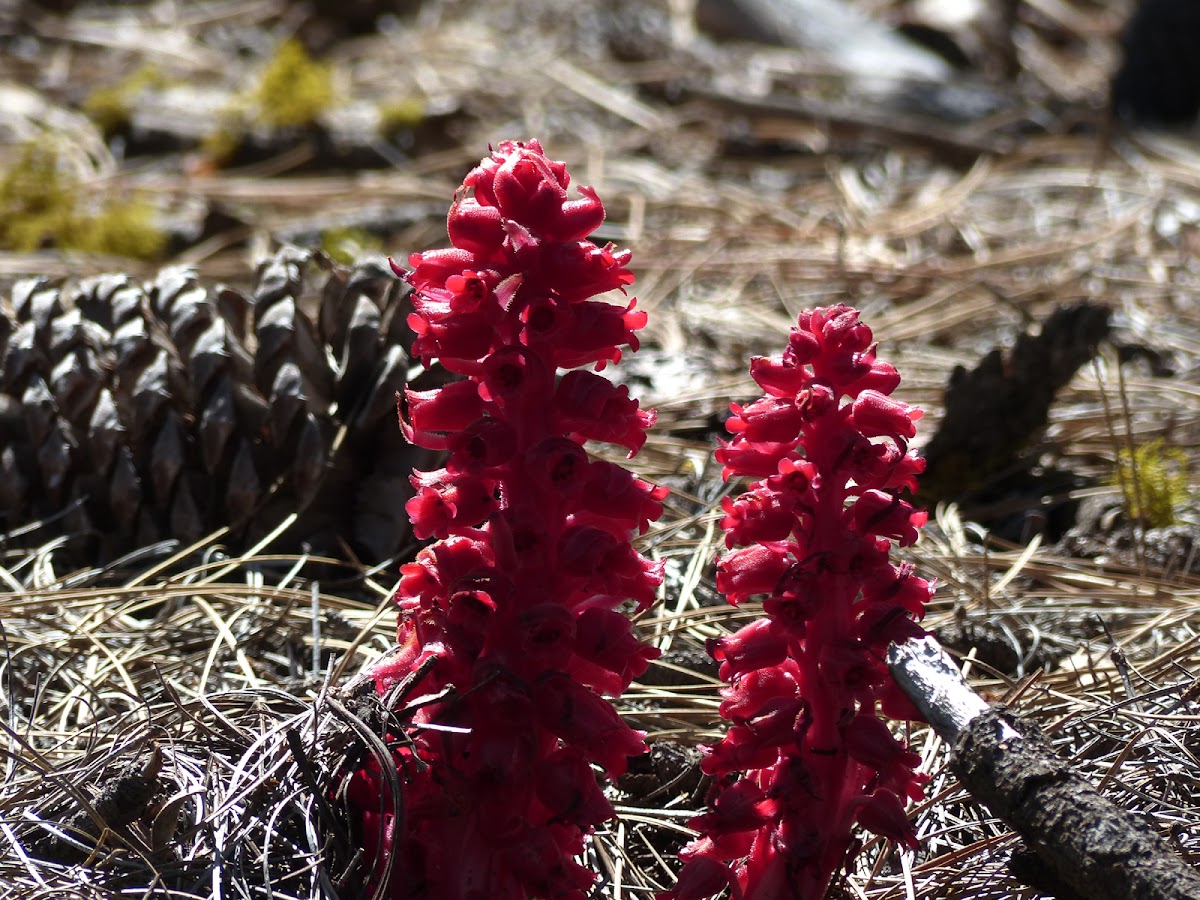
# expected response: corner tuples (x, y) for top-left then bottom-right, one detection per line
(350, 140), (666, 900)
(666, 306), (933, 900)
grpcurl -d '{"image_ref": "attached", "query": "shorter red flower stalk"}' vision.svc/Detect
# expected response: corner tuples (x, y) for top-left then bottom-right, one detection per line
(345, 140), (666, 900)
(665, 305), (933, 900)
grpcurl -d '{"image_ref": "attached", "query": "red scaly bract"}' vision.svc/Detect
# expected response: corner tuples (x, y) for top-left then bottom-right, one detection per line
(345, 140), (666, 900)
(664, 305), (933, 900)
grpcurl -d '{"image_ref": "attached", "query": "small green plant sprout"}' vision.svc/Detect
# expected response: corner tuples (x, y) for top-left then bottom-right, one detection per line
(0, 141), (166, 260)
(251, 39), (334, 130)
(1113, 437), (1191, 528)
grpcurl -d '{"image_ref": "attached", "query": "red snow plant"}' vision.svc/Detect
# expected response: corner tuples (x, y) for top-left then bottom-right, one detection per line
(666, 305), (933, 900)
(345, 140), (665, 900)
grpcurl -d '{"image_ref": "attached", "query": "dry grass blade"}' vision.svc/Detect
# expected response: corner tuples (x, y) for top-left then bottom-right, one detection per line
(0, 541), (405, 900)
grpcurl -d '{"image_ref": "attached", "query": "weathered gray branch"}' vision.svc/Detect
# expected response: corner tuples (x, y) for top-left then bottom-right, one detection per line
(695, 0), (949, 81)
(888, 636), (1200, 900)
(691, 0), (1011, 125)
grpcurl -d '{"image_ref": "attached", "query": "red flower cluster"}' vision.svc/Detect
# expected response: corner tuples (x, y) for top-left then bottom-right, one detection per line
(347, 140), (666, 900)
(666, 305), (933, 900)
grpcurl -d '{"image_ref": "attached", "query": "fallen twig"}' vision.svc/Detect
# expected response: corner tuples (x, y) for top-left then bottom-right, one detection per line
(888, 636), (1200, 900)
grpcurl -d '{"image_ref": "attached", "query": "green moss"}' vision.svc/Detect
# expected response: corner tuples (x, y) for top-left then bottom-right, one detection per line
(0, 143), (76, 252)
(252, 39), (334, 129)
(320, 225), (381, 266)
(77, 197), (167, 258)
(82, 65), (165, 134)
(1113, 438), (1191, 528)
(199, 40), (337, 168)
(0, 142), (166, 260)
(378, 97), (427, 133)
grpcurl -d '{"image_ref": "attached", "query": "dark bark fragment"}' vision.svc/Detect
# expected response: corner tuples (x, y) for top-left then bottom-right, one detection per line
(919, 301), (1111, 512)
(953, 708), (1200, 900)
(28, 747), (162, 864)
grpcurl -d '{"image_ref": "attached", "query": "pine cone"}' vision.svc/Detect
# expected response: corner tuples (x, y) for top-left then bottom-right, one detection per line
(0, 247), (433, 565)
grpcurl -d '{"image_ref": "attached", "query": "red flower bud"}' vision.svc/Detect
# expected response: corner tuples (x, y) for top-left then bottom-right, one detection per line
(403, 380), (485, 437)
(406, 468), (495, 539)
(726, 396), (805, 443)
(524, 436), (591, 498)
(843, 712), (921, 775)
(444, 269), (490, 312)
(579, 460), (669, 534)
(536, 748), (616, 827)
(718, 660), (801, 721)
(699, 734), (781, 776)
(447, 197), (505, 256)
(690, 779), (776, 836)
(715, 439), (797, 480)
(570, 606), (660, 694)
(517, 603), (576, 670)
(711, 618), (789, 680)
(851, 388), (922, 440)
(716, 543), (792, 605)
(850, 489), (927, 545)
(855, 789), (919, 850)
(720, 490), (798, 547)
(406, 247), (476, 291)
(660, 856), (740, 900)
(554, 370), (655, 454)
(535, 672), (648, 776)
(478, 346), (550, 405)
(750, 355), (808, 397)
